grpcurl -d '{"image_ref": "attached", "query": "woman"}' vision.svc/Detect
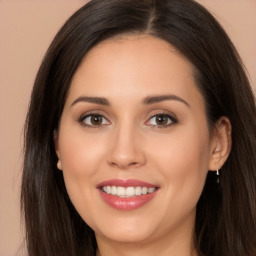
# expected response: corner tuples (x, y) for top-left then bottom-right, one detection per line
(21, 0), (256, 255)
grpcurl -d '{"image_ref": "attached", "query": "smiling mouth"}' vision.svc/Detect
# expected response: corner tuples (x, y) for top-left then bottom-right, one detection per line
(97, 179), (159, 210)
(101, 186), (157, 198)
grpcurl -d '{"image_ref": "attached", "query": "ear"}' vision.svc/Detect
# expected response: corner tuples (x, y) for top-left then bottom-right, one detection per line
(208, 117), (232, 171)
(54, 130), (62, 170)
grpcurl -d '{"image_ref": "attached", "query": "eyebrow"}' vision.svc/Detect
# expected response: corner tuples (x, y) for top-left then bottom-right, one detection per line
(71, 94), (190, 108)
(142, 94), (190, 107)
(71, 96), (110, 107)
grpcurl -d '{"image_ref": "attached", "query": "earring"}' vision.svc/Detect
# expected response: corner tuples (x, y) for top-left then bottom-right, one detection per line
(57, 160), (62, 170)
(216, 169), (220, 183)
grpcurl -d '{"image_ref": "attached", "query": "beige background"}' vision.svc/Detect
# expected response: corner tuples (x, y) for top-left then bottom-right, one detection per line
(0, 1), (255, 256)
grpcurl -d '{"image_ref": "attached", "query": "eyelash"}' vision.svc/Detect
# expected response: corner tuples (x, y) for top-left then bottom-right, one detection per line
(78, 111), (178, 128)
(78, 112), (110, 128)
(146, 112), (178, 128)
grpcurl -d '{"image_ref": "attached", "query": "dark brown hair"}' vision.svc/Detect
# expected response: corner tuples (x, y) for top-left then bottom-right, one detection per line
(21, 0), (256, 255)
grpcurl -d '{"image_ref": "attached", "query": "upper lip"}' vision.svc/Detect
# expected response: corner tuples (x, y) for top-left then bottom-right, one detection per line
(97, 179), (159, 188)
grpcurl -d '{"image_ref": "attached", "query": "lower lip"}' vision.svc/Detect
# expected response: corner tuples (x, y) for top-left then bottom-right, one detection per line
(98, 189), (157, 210)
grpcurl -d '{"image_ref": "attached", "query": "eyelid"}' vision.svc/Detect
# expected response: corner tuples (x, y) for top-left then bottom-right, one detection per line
(77, 109), (177, 128)
(78, 111), (111, 128)
(145, 111), (178, 127)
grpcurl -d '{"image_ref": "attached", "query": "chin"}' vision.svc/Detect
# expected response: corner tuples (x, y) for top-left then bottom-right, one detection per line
(92, 216), (158, 244)
(97, 228), (155, 244)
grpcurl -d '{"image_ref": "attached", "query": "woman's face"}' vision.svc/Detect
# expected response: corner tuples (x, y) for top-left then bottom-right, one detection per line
(56, 35), (217, 246)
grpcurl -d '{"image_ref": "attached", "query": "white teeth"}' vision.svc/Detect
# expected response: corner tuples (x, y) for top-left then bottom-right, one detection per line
(142, 187), (147, 195)
(101, 186), (156, 197)
(116, 186), (126, 197)
(111, 186), (117, 195)
(126, 187), (135, 196)
(148, 187), (155, 193)
(135, 187), (142, 195)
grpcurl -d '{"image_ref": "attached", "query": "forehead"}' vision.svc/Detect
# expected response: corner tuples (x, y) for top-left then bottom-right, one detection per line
(67, 34), (203, 106)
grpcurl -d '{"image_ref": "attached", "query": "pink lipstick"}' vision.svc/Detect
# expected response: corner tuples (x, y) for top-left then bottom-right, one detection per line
(97, 179), (159, 210)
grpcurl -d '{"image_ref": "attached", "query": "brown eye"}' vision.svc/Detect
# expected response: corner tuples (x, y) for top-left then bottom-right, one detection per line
(90, 115), (103, 125)
(80, 114), (110, 127)
(155, 114), (169, 125)
(147, 113), (177, 127)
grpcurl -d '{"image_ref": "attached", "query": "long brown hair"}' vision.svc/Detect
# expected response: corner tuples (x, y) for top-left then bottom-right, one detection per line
(21, 0), (256, 255)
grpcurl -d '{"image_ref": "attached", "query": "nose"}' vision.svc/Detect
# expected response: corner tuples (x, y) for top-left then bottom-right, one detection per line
(107, 124), (146, 170)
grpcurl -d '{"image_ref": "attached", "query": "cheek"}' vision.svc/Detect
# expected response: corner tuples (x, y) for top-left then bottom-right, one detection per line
(57, 127), (107, 215)
(148, 124), (210, 207)
(59, 126), (107, 176)
(150, 124), (210, 170)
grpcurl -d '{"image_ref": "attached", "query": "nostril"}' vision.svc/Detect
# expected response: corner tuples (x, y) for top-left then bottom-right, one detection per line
(109, 161), (117, 167)
(108, 160), (141, 170)
(128, 162), (139, 167)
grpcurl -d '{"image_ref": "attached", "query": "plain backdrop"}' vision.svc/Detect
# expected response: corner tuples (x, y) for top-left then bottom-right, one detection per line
(0, 1), (255, 255)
